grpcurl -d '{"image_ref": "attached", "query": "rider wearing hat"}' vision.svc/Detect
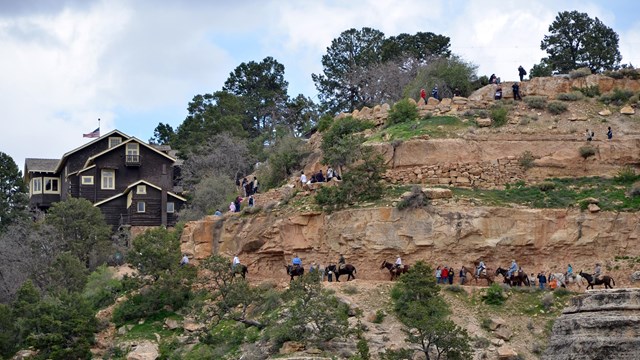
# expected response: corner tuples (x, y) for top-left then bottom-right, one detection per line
(594, 262), (602, 281)
(507, 259), (518, 279)
(476, 259), (486, 277)
(338, 254), (346, 270)
(292, 255), (302, 270)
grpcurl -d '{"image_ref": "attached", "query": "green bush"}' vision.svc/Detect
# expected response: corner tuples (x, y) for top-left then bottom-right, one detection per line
(537, 181), (556, 192)
(628, 94), (639, 105)
(614, 165), (638, 183)
(387, 99), (419, 125)
(599, 88), (634, 105)
(556, 92), (583, 101)
(619, 67), (640, 80)
(574, 85), (601, 98)
(317, 114), (334, 132)
(82, 265), (124, 310)
(482, 283), (506, 305)
(518, 151), (535, 170)
(569, 67), (592, 79)
(579, 146), (596, 160)
(490, 106), (508, 127)
(525, 96), (547, 109)
(372, 309), (386, 324)
(547, 101), (568, 114)
(603, 70), (624, 79)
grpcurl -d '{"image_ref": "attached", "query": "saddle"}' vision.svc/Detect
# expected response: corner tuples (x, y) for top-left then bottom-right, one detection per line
(339, 264), (346, 270)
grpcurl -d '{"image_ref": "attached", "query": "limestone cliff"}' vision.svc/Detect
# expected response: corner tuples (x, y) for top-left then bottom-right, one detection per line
(181, 206), (640, 281)
(544, 288), (640, 360)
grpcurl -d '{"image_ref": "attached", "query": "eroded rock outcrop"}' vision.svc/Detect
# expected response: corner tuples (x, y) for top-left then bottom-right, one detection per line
(544, 288), (640, 360)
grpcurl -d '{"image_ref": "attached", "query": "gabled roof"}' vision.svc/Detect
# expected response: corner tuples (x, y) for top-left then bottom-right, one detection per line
(24, 158), (59, 173)
(55, 130), (131, 173)
(93, 179), (186, 207)
(82, 137), (176, 169)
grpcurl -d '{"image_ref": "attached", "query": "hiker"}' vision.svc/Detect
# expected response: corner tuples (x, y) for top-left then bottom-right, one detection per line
(431, 86), (439, 100)
(512, 82), (522, 100)
(494, 87), (502, 100)
(607, 126), (613, 140)
(518, 65), (527, 81)
(420, 88), (426, 102)
(180, 254), (189, 267)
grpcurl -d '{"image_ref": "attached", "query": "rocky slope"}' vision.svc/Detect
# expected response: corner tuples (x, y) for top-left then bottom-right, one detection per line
(544, 288), (640, 360)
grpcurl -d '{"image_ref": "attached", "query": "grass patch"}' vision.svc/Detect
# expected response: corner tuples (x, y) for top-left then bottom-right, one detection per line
(366, 116), (471, 142)
(452, 177), (640, 211)
(120, 310), (181, 340)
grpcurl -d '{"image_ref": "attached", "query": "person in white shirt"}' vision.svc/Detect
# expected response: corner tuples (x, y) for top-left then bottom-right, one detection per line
(180, 254), (189, 267)
(395, 255), (402, 269)
(232, 254), (240, 270)
(300, 171), (307, 187)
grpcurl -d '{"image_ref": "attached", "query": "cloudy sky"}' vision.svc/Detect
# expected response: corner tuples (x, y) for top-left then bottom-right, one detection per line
(2, 0), (639, 170)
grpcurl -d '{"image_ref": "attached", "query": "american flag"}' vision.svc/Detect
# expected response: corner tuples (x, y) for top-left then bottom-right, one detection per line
(83, 127), (100, 138)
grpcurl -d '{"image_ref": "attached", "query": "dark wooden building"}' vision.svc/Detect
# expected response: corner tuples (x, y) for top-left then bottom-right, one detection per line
(24, 130), (185, 227)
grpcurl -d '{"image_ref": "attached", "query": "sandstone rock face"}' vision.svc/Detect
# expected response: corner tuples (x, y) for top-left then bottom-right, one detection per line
(126, 341), (158, 360)
(181, 206), (640, 281)
(544, 288), (640, 360)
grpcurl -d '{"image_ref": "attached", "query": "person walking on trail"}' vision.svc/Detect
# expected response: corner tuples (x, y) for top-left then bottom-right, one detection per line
(518, 65), (527, 81)
(420, 88), (426, 102)
(512, 82), (522, 100)
(607, 126), (613, 140)
(441, 266), (449, 284)
(431, 86), (439, 100)
(507, 259), (518, 279)
(476, 260), (486, 277)
(537, 271), (547, 289)
(435, 266), (442, 284)
(180, 254), (189, 267)
(459, 266), (467, 285)
(448, 267), (454, 284)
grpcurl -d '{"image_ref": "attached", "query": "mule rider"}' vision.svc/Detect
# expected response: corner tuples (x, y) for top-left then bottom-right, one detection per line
(395, 255), (402, 270)
(292, 255), (302, 271)
(476, 260), (486, 277)
(567, 264), (573, 276)
(338, 254), (346, 270)
(232, 254), (240, 270)
(507, 259), (518, 279)
(594, 263), (602, 281)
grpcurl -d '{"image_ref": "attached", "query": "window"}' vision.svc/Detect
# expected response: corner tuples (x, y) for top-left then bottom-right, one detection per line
(109, 137), (122, 148)
(167, 202), (175, 213)
(101, 169), (115, 189)
(137, 201), (146, 213)
(43, 177), (59, 194)
(31, 178), (42, 194)
(126, 143), (139, 156)
(136, 185), (146, 194)
(81, 176), (94, 185)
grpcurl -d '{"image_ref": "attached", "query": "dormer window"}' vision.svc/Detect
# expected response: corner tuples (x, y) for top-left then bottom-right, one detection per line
(109, 137), (122, 148)
(126, 143), (139, 156)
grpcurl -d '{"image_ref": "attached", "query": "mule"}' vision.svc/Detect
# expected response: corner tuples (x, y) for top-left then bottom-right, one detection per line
(548, 273), (584, 289)
(285, 265), (304, 282)
(464, 266), (494, 286)
(496, 267), (530, 287)
(232, 264), (248, 279)
(326, 264), (357, 282)
(380, 260), (409, 280)
(579, 271), (615, 290)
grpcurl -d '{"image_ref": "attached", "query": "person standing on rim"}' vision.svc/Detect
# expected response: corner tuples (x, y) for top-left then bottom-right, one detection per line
(518, 65), (527, 81)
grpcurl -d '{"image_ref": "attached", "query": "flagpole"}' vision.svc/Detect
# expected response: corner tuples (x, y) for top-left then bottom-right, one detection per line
(98, 118), (100, 131)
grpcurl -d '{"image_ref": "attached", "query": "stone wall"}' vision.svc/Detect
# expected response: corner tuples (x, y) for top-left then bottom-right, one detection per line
(544, 288), (640, 360)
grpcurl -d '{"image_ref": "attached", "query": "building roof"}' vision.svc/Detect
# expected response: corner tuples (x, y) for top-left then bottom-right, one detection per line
(93, 179), (186, 207)
(82, 137), (176, 169)
(24, 158), (60, 173)
(54, 130), (131, 173)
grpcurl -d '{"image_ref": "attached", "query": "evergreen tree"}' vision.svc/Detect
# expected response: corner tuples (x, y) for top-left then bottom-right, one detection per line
(0, 151), (28, 232)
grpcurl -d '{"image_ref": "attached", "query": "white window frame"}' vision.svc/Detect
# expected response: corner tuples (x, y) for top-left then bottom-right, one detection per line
(101, 169), (115, 190)
(137, 201), (146, 213)
(126, 143), (140, 156)
(43, 177), (60, 194)
(167, 202), (175, 213)
(81, 176), (94, 185)
(136, 185), (146, 194)
(109, 137), (122, 148)
(31, 178), (42, 194)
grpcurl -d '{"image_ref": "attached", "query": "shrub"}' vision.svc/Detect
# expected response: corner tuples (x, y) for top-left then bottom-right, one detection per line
(603, 70), (624, 79)
(83, 265), (124, 310)
(556, 92), (584, 101)
(480, 318), (492, 331)
(614, 165), (638, 183)
(387, 99), (419, 125)
(629, 94), (639, 105)
(629, 182), (640, 197)
(397, 186), (429, 210)
(372, 309), (386, 324)
(490, 106), (508, 127)
(444, 284), (465, 293)
(525, 96), (547, 109)
(342, 285), (358, 295)
(574, 85), (601, 98)
(599, 88), (634, 105)
(547, 101), (568, 114)
(579, 146), (596, 160)
(518, 151), (535, 170)
(619, 67), (640, 80)
(569, 67), (592, 79)
(482, 283), (506, 305)
(317, 114), (334, 132)
(474, 336), (491, 348)
(537, 181), (556, 191)
(541, 293), (554, 310)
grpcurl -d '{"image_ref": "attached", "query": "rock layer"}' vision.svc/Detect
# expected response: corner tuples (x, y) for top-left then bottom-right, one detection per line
(544, 288), (640, 360)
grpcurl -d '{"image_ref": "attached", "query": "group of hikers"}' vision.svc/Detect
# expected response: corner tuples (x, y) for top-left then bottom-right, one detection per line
(299, 167), (341, 189)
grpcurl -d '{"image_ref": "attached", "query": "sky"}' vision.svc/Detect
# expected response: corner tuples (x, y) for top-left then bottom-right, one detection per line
(1, 0), (639, 171)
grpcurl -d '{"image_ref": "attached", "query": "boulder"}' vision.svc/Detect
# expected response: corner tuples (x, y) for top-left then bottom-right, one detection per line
(427, 97), (439, 106)
(620, 106), (635, 115)
(494, 326), (513, 341)
(497, 346), (518, 359)
(279, 341), (305, 354)
(489, 317), (506, 331)
(182, 319), (205, 332)
(421, 188), (453, 199)
(598, 109), (612, 116)
(588, 204), (601, 213)
(476, 118), (492, 127)
(164, 318), (180, 330)
(11, 350), (38, 359)
(126, 341), (159, 360)
(631, 271), (640, 282)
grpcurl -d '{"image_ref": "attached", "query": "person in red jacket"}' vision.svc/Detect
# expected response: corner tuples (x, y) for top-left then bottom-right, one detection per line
(441, 266), (449, 284)
(420, 88), (426, 102)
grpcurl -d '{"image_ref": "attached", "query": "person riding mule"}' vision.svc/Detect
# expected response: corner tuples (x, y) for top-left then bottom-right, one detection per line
(507, 260), (518, 279)
(292, 255), (302, 271)
(579, 270), (615, 290)
(338, 254), (346, 270)
(381, 260), (409, 280)
(326, 263), (357, 281)
(476, 260), (486, 277)
(496, 266), (530, 286)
